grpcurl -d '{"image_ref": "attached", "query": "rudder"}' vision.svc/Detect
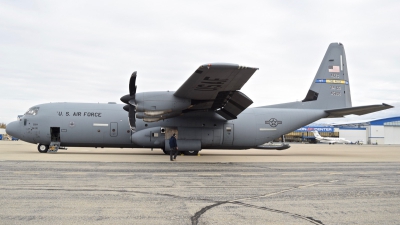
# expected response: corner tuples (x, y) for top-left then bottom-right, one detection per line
(302, 43), (352, 110)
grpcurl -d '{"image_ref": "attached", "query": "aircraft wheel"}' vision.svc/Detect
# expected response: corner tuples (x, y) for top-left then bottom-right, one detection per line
(37, 144), (49, 153)
(185, 150), (199, 156)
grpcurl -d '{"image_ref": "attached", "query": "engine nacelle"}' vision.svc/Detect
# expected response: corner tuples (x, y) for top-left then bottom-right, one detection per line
(133, 91), (191, 112)
(136, 111), (182, 121)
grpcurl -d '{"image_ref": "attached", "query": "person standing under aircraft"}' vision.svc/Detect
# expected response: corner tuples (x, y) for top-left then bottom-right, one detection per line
(169, 133), (178, 161)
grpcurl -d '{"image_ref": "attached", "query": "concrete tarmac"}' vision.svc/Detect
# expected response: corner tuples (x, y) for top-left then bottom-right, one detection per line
(1, 141), (400, 224)
(1, 141), (400, 162)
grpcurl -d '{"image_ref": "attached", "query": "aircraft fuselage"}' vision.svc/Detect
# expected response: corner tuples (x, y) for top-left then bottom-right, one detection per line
(7, 102), (327, 150)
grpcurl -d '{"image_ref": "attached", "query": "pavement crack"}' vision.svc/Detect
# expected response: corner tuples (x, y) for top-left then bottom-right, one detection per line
(191, 182), (324, 225)
(2, 178), (332, 225)
(231, 182), (319, 202)
(191, 201), (227, 225)
(231, 201), (324, 225)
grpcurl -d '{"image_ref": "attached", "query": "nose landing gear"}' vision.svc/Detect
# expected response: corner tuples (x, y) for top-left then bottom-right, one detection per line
(37, 144), (49, 153)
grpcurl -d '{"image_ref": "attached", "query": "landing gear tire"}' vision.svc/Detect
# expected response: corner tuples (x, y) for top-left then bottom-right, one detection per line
(185, 150), (199, 156)
(38, 144), (49, 153)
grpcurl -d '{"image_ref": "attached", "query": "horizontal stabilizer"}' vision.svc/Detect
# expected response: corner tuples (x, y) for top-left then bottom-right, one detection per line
(325, 103), (393, 118)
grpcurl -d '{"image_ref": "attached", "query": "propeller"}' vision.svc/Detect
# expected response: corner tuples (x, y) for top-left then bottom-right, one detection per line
(120, 71), (137, 132)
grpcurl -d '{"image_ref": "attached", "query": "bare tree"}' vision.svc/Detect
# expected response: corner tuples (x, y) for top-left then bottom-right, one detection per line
(0, 123), (6, 129)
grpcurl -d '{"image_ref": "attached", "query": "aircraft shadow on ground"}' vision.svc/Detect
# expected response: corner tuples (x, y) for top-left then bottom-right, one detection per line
(51, 152), (349, 157)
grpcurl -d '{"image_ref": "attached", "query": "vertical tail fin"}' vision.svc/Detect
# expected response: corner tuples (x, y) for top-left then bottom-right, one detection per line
(312, 130), (321, 138)
(260, 43), (392, 116)
(302, 42), (352, 109)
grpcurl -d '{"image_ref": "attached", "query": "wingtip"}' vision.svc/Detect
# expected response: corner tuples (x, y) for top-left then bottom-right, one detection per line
(200, 63), (258, 70)
(382, 103), (394, 108)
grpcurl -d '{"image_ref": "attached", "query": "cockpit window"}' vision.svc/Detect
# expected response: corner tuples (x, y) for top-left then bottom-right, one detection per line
(25, 107), (40, 116)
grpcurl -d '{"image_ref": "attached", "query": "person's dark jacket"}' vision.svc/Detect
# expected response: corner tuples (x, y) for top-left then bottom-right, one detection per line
(169, 136), (177, 148)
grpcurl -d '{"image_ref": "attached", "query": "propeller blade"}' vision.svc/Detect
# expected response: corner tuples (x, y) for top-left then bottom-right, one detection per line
(128, 99), (136, 106)
(123, 105), (129, 112)
(121, 71), (138, 132)
(120, 95), (131, 104)
(129, 105), (136, 117)
(129, 117), (136, 129)
(129, 105), (136, 128)
(129, 71), (137, 96)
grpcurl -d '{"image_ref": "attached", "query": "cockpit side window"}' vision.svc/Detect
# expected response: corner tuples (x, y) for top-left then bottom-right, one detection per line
(25, 107), (40, 116)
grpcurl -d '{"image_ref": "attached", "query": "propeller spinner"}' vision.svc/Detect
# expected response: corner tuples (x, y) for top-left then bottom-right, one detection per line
(120, 71), (137, 132)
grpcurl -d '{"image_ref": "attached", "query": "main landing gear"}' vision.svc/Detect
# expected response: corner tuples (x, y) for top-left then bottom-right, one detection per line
(185, 150), (199, 155)
(37, 144), (49, 153)
(161, 148), (199, 156)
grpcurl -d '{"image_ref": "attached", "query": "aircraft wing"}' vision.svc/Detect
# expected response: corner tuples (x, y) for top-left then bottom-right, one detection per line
(325, 103), (393, 118)
(175, 63), (258, 120)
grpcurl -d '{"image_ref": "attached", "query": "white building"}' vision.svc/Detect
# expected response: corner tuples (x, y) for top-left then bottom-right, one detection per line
(333, 116), (400, 144)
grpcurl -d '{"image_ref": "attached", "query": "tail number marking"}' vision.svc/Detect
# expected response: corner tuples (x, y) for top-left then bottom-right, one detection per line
(330, 85), (341, 90)
(330, 74), (340, 78)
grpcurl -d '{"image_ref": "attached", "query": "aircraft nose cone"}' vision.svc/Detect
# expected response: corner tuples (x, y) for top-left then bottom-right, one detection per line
(6, 121), (20, 139)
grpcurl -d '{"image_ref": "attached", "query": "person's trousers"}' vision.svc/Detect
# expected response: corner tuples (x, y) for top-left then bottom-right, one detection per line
(170, 147), (178, 160)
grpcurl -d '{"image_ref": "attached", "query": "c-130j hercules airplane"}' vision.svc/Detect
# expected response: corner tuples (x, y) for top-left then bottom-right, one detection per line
(6, 43), (393, 154)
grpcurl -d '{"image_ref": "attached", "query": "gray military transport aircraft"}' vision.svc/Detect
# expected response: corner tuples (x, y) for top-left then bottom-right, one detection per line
(6, 43), (393, 155)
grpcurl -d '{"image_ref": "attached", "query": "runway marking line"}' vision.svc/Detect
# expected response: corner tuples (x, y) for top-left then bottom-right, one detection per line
(62, 172), (88, 175)
(13, 171), (40, 175)
(328, 172), (343, 175)
(298, 183), (319, 189)
(198, 174), (221, 176)
(281, 172), (309, 176)
(153, 174), (178, 176)
(240, 173), (264, 176)
(106, 173), (135, 176)
(358, 172), (381, 175)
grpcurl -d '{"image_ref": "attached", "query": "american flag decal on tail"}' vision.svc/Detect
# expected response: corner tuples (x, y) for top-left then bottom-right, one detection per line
(328, 65), (340, 73)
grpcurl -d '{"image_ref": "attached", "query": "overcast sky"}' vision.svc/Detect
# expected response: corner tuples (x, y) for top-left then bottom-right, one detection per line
(1, 0), (399, 124)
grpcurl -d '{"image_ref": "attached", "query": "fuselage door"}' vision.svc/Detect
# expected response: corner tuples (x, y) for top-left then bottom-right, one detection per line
(110, 122), (118, 137)
(223, 123), (234, 145)
(50, 127), (60, 142)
